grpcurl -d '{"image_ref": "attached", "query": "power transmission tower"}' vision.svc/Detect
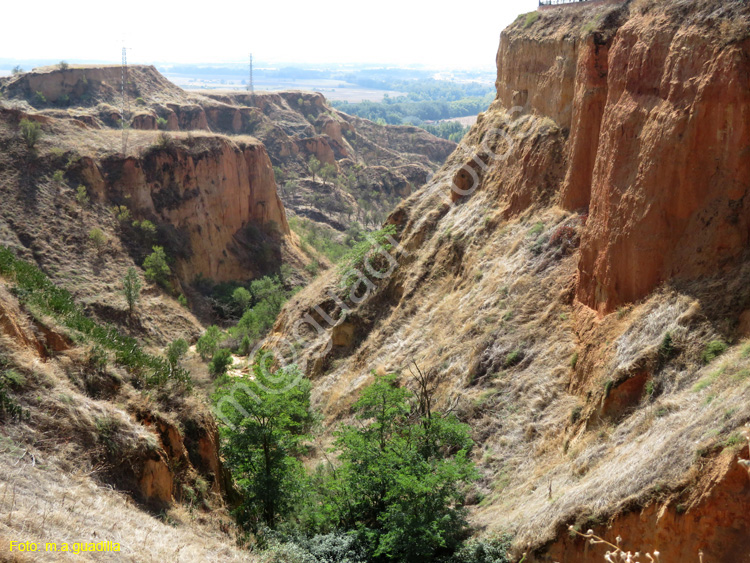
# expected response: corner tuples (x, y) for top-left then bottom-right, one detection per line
(248, 53), (254, 103)
(121, 44), (130, 155)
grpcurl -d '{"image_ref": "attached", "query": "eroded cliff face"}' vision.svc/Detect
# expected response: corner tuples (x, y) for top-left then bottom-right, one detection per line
(266, 1), (750, 561)
(499, 1), (750, 314)
(77, 135), (293, 283)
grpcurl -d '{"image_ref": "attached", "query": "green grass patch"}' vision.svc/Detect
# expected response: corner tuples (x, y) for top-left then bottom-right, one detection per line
(524, 12), (540, 28)
(692, 366), (725, 392)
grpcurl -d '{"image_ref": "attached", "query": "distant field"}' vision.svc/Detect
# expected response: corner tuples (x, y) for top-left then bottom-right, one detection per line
(164, 74), (405, 102)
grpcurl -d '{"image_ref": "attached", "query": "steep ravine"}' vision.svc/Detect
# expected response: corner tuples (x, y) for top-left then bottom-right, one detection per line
(267, 1), (750, 561)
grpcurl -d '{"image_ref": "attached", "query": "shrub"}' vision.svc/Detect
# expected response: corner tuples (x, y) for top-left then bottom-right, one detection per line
(214, 362), (313, 530)
(156, 117), (168, 130)
(197, 325), (223, 361)
(58, 60), (69, 71)
(154, 131), (172, 148)
(166, 338), (189, 367)
(33, 91), (47, 105)
(209, 348), (233, 377)
(52, 170), (65, 183)
(135, 97), (146, 106)
(239, 334), (252, 356)
(177, 294), (188, 308)
(570, 351), (578, 369)
(504, 349), (523, 368)
(110, 204), (131, 223)
(88, 228), (106, 253)
(19, 119), (42, 149)
(448, 535), (513, 563)
(143, 246), (171, 287)
(339, 224), (398, 290)
(132, 219), (157, 238)
(658, 332), (675, 365)
(75, 185), (90, 206)
(702, 340), (727, 364)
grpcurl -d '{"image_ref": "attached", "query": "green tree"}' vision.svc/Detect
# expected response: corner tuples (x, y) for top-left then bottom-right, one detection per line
(196, 325), (223, 361)
(58, 60), (69, 71)
(19, 119), (42, 149)
(214, 361), (314, 530)
(308, 155), (322, 182)
(143, 246), (170, 287)
(320, 163), (337, 186)
(232, 286), (252, 312)
(209, 348), (233, 377)
(166, 338), (188, 367)
(122, 267), (143, 318)
(334, 374), (477, 562)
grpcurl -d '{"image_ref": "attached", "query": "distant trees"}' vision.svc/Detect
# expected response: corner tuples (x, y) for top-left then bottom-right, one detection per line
(58, 61), (69, 71)
(11, 65), (23, 75)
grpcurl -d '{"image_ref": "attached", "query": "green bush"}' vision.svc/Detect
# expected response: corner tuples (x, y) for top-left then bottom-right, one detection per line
(209, 348), (233, 377)
(166, 338), (188, 367)
(504, 349), (523, 368)
(122, 267), (142, 318)
(110, 205), (131, 223)
(75, 185), (90, 206)
(197, 325), (223, 361)
(33, 91), (47, 105)
(143, 246), (171, 288)
(338, 224), (398, 290)
(88, 228), (106, 253)
(702, 340), (727, 364)
(156, 117), (169, 130)
(19, 119), (42, 149)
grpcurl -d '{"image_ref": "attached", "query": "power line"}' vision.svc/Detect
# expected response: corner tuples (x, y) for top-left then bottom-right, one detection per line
(248, 53), (254, 103)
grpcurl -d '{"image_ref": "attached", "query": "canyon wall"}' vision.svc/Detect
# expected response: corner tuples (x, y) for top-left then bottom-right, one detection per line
(77, 135), (291, 283)
(499, 1), (750, 313)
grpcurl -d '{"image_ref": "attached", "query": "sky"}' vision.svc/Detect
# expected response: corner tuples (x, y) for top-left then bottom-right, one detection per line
(1, 0), (539, 69)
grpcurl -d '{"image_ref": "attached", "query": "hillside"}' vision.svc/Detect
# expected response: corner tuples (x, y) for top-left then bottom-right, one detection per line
(0, 60), (458, 562)
(0, 66), (456, 240)
(267, 0), (750, 561)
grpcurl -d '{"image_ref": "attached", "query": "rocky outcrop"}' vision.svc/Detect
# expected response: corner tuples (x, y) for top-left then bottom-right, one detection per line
(76, 135), (293, 283)
(536, 450), (750, 563)
(498, 2), (750, 314)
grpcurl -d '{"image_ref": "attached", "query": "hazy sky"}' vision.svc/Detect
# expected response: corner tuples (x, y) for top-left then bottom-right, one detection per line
(2, 0), (538, 69)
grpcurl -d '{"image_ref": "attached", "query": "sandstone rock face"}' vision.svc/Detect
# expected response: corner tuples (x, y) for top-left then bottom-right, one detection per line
(499, 3), (750, 313)
(82, 136), (290, 283)
(578, 17), (750, 313)
(536, 451), (750, 563)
